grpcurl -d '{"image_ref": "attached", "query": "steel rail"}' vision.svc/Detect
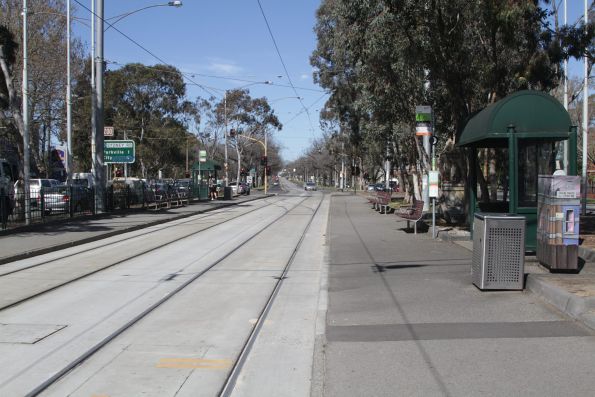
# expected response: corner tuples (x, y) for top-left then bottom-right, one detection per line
(25, 195), (313, 397)
(219, 193), (325, 396)
(0, 196), (290, 312)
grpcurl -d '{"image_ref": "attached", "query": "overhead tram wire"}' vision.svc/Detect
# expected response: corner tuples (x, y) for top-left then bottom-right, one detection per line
(283, 92), (329, 126)
(256, 0), (317, 137)
(72, 0), (218, 98)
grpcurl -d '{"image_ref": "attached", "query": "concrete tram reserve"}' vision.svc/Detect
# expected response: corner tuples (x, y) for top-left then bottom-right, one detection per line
(0, 179), (594, 396)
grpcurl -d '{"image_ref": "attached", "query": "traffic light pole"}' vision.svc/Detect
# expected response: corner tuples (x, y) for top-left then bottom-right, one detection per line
(236, 134), (267, 194)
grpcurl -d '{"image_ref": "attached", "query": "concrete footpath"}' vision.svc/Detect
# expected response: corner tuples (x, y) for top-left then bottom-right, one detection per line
(323, 194), (595, 396)
(0, 192), (273, 264)
(442, 224), (595, 332)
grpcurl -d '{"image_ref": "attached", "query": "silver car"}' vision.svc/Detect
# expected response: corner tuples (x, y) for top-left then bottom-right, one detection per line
(304, 182), (317, 191)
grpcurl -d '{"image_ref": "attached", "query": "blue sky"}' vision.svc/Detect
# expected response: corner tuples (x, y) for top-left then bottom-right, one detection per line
(71, 1), (591, 161)
(72, 0), (327, 162)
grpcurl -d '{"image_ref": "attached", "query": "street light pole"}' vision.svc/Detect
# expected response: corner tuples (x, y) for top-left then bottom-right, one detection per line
(224, 91), (228, 186)
(22, 0), (31, 225)
(66, 0), (72, 183)
(93, 0), (105, 212)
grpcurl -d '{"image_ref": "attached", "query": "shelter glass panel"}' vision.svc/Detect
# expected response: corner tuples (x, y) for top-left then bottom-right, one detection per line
(518, 141), (557, 207)
(476, 148), (510, 212)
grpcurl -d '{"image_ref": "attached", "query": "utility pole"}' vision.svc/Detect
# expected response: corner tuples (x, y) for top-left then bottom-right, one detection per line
(385, 138), (390, 191)
(90, 0), (96, 190)
(563, 0), (569, 173)
(582, 0), (589, 215)
(224, 92), (228, 187)
(66, 0), (72, 183)
(22, 0), (30, 225)
(94, 0), (105, 212)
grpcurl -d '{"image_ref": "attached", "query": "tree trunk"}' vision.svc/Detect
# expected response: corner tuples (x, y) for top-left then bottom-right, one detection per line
(0, 44), (26, 177)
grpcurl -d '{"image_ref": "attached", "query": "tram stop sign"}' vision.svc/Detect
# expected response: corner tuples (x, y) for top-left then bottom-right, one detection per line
(104, 140), (135, 164)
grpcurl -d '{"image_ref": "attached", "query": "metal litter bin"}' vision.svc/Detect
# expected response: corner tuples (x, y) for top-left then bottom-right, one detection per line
(224, 186), (232, 200)
(472, 213), (525, 290)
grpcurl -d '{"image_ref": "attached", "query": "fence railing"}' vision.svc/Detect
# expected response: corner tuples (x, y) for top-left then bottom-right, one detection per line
(0, 182), (208, 231)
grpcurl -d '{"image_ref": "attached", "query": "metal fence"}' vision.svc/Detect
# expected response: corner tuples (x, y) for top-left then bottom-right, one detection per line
(0, 181), (208, 231)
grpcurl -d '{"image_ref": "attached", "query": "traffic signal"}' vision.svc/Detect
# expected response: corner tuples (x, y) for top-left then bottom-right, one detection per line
(240, 167), (247, 176)
(229, 129), (236, 138)
(266, 166), (271, 175)
(260, 156), (268, 166)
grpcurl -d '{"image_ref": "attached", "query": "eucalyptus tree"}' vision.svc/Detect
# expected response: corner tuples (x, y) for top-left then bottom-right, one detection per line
(221, 89), (282, 185)
(104, 63), (194, 178)
(312, 0), (593, 205)
(0, 0), (85, 177)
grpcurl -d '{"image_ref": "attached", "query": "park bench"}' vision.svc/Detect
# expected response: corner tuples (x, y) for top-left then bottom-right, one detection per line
(374, 191), (393, 214)
(367, 191), (393, 214)
(395, 199), (425, 234)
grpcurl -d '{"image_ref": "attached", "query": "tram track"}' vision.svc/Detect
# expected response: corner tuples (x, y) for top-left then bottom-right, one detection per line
(16, 194), (321, 397)
(219, 193), (325, 396)
(0, 195), (293, 312)
(0, 198), (274, 277)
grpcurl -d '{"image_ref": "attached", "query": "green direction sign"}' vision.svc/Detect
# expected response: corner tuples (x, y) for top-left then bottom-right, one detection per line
(104, 140), (135, 164)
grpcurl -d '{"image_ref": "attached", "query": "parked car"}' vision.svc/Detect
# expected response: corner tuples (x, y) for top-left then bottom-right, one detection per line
(374, 183), (390, 192)
(174, 179), (193, 199)
(229, 181), (245, 195)
(43, 185), (92, 214)
(72, 172), (93, 189)
(24, 179), (54, 209)
(109, 177), (148, 209)
(304, 182), (317, 191)
(367, 184), (376, 192)
(239, 182), (251, 195)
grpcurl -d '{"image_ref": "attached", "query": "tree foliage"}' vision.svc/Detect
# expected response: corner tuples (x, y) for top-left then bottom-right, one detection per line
(308, 0), (594, 199)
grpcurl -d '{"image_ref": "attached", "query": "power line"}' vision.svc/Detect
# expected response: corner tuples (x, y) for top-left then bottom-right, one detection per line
(107, 60), (326, 94)
(283, 92), (328, 126)
(256, 0), (317, 137)
(72, 0), (218, 97)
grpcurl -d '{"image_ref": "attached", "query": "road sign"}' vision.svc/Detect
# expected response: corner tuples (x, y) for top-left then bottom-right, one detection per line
(104, 126), (114, 137)
(415, 106), (433, 136)
(429, 170), (440, 198)
(199, 150), (207, 163)
(247, 176), (253, 184)
(104, 140), (135, 164)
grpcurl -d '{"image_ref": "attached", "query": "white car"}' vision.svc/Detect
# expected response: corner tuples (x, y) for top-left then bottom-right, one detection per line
(304, 182), (317, 191)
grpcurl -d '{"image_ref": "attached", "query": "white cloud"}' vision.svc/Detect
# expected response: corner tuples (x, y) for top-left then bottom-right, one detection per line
(206, 58), (243, 75)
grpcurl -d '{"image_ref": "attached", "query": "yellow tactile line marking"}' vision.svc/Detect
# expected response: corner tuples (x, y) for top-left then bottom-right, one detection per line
(156, 358), (232, 370)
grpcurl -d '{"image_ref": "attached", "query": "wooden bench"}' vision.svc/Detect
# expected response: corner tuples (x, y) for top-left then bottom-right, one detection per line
(375, 191), (393, 214)
(367, 191), (390, 213)
(395, 200), (425, 234)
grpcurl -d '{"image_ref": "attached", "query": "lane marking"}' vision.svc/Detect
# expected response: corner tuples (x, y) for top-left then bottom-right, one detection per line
(156, 358), (232, 370)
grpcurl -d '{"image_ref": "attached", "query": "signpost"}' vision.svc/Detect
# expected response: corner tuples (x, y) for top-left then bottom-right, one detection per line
(104, 140), (135, 164)
(103, 126), (114, 137)
(415, 106), (432, 136)
(198, 150), (206, 182)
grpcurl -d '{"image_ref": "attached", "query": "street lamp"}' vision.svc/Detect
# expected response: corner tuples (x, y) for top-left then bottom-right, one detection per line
(105, 1), (183, 32)
(90, 0), (183, 212)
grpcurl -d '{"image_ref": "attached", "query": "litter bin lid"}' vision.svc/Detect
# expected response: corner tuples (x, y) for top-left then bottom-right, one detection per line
(474, 212), (525, 221)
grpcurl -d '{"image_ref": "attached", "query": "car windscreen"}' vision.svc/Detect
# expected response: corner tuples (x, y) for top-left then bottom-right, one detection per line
(41, 180), (52, 187)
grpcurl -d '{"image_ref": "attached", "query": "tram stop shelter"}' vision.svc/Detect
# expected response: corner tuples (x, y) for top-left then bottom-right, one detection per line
(458, 90), (577, 251)
(191, 159), (221, 200)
